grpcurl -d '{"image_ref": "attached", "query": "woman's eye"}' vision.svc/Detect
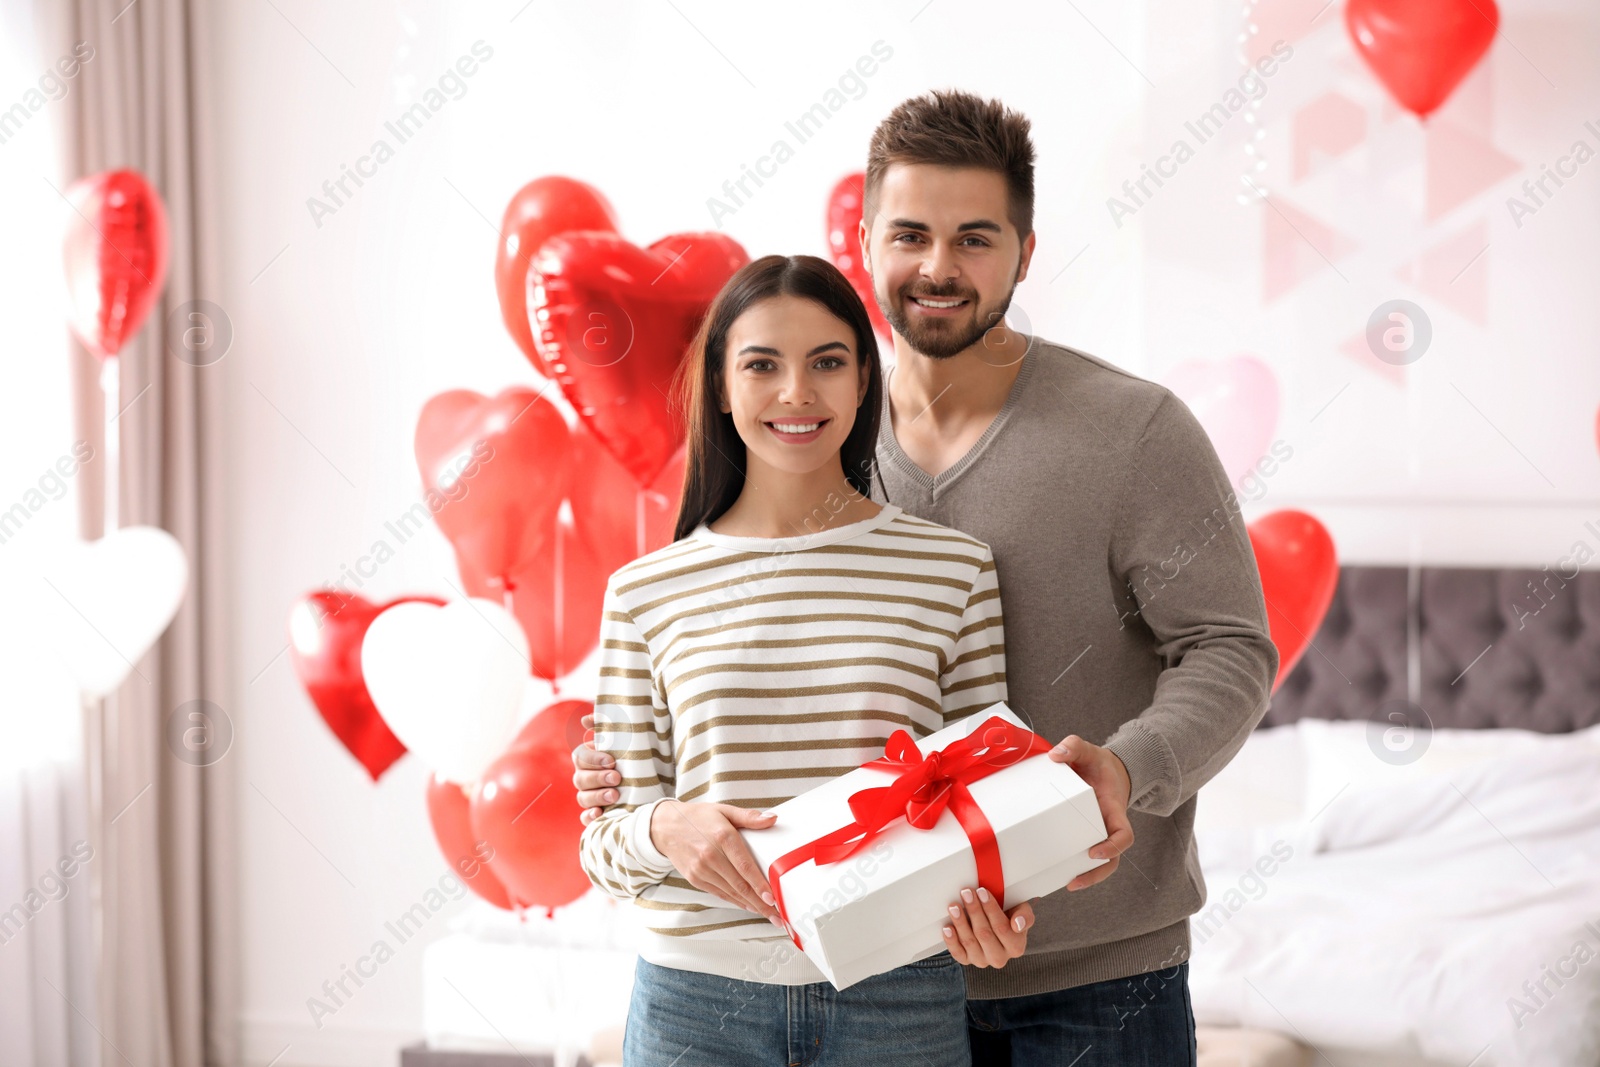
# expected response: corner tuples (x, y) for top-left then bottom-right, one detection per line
(747, 359), (773, 372)
(815, 357), (845, 370)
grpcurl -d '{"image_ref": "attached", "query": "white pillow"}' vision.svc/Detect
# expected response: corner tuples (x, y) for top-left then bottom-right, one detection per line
(1299, 717), (1600, 816)
(1194, 723), (1309, 876)
(1195, 722), (1306, 833)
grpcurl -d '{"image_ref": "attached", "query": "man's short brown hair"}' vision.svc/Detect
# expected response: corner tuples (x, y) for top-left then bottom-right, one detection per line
(865, 89), (1036, 239)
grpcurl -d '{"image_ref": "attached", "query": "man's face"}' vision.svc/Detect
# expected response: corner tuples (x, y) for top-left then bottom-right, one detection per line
(860, 163), (1034, 360)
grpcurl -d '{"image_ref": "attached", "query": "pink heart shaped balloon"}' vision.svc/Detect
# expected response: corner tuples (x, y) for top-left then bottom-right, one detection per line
(1163, 355), (1280, 491)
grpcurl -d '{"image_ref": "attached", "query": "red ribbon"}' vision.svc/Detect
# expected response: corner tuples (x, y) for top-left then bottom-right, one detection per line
(765, 715), (1051, 951)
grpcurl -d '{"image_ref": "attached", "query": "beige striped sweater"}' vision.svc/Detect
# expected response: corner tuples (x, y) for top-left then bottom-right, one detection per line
(576, 501), (1008, 984)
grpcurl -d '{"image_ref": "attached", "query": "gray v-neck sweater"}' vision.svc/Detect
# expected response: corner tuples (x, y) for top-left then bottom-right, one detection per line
(870, 335), (1279, 999)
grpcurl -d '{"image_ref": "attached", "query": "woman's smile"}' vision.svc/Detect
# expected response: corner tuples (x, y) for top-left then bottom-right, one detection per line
(764, 417), (831, 443)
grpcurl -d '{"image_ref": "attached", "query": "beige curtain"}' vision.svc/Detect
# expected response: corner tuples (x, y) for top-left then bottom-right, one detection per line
(40, 0), (238, 1064)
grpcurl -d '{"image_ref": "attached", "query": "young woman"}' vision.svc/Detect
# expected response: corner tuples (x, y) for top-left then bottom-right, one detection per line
(577, 255), (1032, 1067)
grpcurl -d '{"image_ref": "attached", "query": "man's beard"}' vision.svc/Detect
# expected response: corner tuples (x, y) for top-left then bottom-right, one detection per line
(876, 275), (1018, 361)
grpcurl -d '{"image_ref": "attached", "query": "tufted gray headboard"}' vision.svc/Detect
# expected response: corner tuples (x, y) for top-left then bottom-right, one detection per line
(1264, 566), (1600, 734)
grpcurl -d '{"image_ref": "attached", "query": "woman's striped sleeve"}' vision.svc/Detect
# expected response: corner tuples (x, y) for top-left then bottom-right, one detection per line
(577, 579), (677, 899)
(940, 545), (1009, 722)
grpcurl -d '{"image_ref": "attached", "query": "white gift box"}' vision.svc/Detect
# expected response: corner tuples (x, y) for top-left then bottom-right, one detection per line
(740, 702), (1109, 990)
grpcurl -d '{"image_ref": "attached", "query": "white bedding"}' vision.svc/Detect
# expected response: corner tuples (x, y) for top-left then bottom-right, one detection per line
(1191, 721), (1600, 1067)
(421, 890), (638, 1059)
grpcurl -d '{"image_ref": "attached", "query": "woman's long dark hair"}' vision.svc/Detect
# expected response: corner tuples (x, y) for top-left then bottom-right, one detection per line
(667, 254), (883, 543)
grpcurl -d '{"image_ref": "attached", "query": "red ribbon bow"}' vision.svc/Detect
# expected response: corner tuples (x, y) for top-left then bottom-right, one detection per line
(765, 715), (1051, 951)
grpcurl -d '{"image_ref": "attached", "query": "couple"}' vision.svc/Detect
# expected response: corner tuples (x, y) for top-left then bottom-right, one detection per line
(574, 90), (1279, 1066)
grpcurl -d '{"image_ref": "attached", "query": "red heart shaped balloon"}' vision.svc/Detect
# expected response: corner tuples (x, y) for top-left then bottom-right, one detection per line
(567, 422), (686, 578)
(457, 511), (608, 683)
(495, 176), (620, 363)
(1345, 0), (1498, 120)
(471, 700), (595, 911)
(427, 773), (515, 910)
(825, 172), (890, 340)
(1247, 510), (1339, 692)
(527, 229), (749, 487)
(509, 697), (596, 782)
(287, 589), (443, 780)
(415, 387), (572, 593)
(63, 168), (170, 360)
(460, 424), (685, 681)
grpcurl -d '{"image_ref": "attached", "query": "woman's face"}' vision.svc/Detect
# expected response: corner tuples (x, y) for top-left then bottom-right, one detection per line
(720, 294), (870, 476)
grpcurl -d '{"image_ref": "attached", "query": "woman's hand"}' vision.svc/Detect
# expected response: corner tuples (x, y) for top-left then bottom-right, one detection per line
(649, 799), (783, 923)
(941, 886), (1033, 968)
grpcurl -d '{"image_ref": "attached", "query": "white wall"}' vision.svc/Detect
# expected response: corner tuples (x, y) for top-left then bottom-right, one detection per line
(1145, 0), (1600, 567)
(0, 0), (83, 627)
(207, 2), (1146, 1063)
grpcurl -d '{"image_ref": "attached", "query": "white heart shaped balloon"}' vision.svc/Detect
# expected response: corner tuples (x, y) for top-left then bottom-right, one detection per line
(361, 598), (528, 785)
(0, 525), (190, 698)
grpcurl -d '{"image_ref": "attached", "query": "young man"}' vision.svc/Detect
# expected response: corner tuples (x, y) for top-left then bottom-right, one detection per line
(572, 90), (1278, 1065)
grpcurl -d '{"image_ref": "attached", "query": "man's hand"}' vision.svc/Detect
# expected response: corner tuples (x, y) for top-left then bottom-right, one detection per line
(649, 799), (782, 922)
(1049, 735), (1134, 891)
(941, 886), (1034, 968)
(572, 712), (618, 826)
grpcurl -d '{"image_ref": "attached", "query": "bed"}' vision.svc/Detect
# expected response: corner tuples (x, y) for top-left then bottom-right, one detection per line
(1189, 565), (1600, 1067)
(418, 565), (1600, 1067)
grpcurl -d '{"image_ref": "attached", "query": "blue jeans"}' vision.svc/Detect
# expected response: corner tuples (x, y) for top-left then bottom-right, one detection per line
(966, 962), (1197, 1066)
(624, 952), (971, 1067)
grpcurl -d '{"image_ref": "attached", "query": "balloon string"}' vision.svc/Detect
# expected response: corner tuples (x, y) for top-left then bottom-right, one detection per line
(100, 355), (119, 534)
(552, 516), (565, 684)
(635, 484), (646, 557)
